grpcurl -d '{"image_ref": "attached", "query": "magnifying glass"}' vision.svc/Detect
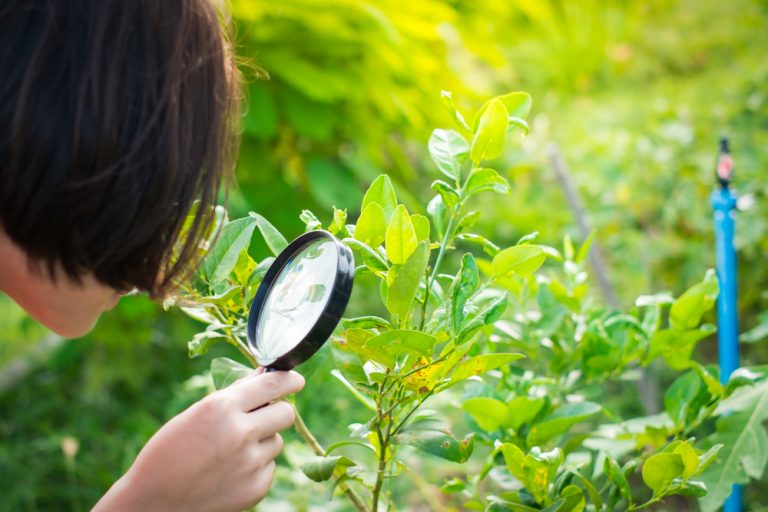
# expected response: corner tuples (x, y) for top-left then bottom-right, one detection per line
(246, 231), (355, 371)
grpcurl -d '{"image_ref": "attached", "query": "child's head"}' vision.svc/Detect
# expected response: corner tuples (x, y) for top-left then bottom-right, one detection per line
(0, 0), (240, 336)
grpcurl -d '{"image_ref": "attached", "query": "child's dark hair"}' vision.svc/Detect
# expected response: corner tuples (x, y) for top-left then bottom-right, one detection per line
(0, 0), (240, 297)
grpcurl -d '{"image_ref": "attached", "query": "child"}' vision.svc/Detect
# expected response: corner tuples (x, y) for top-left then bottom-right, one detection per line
(0, 1), (303, 510)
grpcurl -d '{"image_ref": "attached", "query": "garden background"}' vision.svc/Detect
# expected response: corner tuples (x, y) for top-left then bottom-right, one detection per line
(1, 0), (767, 510)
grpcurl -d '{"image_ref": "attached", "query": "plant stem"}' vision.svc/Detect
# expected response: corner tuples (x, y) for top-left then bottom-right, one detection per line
(627, 496), (662, 511)
(231, 336), (259, 367)
(428, 215), (456, 289)
(418, 265), (432, 331)
(392, 387), (436, 436)
(371, 382), (391, 512)
(372, 427), (387, 512)
(293, 408), (370, 512)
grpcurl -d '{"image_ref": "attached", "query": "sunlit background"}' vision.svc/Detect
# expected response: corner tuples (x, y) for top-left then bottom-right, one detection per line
(1, 0), (767, 509)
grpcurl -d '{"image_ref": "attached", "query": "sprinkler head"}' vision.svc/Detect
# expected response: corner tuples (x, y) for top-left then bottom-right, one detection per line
(716, 137), (734, 188)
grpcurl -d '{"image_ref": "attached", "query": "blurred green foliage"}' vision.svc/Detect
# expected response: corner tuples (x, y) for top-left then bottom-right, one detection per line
(1, 0), (767, 510)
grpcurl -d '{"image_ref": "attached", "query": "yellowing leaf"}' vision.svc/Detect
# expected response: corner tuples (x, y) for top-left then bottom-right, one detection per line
(642, 453), (684, 493)
(354, 203), (387, 248)
(411, 214), (431, 243)
(386, 205), (418, 264)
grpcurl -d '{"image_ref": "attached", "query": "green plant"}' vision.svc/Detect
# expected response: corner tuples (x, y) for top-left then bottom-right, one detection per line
(448, 257), (767, 512)
(168, 91), (768, 511)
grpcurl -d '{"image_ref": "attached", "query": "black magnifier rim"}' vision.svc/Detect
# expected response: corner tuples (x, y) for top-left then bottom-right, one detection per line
(246, 230), (354, 371)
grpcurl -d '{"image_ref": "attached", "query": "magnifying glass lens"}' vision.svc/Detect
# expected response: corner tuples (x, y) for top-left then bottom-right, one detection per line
(254, 238), (338, 363)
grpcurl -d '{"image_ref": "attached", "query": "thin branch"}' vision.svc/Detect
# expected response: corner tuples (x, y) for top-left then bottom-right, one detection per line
(293, 408), (370, 512)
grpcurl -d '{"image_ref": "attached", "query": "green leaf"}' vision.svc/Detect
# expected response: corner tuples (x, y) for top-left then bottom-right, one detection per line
(516, 231), (539, 245)
(472, 92), (532, 132)
(440, 90), (471, 132)
(457, 233), (501, 257)
(691, 362), (724, 398)
(331, 339), (369, 385)
(459, 293), (509, 341)
(642, 452), (684, 493)
(695, 445), (723, 476)
(506, 396), (547, 431)
(508, 117), (530, 135)
(493, 245), (547, 281)
(411, 214), (431, 243)
(456, 211), (482, 233)
(741, 313), (768, 343)
(211, 357), (252, 390)
(462, 397), (509, 431)
(398, 429), (474, 463)
(471, 98), (509, 163)
(385, 205), (418, 265)
(664, 370), (708, 428)
(427, 195), (447, 239)
(671, 480), (708, 497)
(569, 470), (603, 510)
(448, 353), (524, 384)
(248, 212), (289, 256)
(342, 316), (391, 330)
(575, 231), (596, 264)
(698, 380), (768, 511)
(200, 217), (258, 288)
(604, 456), (632, 504)
(450, 253), (479, 334)
(431, 180), (461, 208)
(301, 455), (356, 482)
(527, 402), (601, 445)
(465, 168), (510, 196)
(497, 442), (527, 484)
(485, 496), (539, 512)
(364, 329), (436, 358)
(339, 328), (390, 366)
(497, 445), (563, 504)
(354, 203), (387, 248)
(172, 202), (226, 266)
(299, 209), (322, 231)
(428, 128), (469, 180)
(670, 269), (719, 331)
(344, 238), (389, 272)
(247, 257), (275, 296)
(329, 369), (376, 411)
(649, 326), (716, 369)
(362, 175), (398, 221)
(328, 207), (348, 237)
(193, 286), (242, 306)
(673, 441), (700, 479)
(724, 368), (764, 396)
(386, 241), (430, 318)
(558, 485), (585, 512)
(188, 329), (226, 358)
(440, 477), (467, 494)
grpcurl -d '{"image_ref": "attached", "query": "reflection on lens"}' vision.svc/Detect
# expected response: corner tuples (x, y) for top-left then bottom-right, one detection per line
(255, 238), (337, 363)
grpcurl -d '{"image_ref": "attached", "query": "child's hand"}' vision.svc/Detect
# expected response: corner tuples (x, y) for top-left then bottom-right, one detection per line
(93, 370), (305, 512)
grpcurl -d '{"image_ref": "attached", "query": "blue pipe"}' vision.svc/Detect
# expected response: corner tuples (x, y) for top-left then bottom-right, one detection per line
(712, 187), (740, 381)
(711, 138), (741, 512)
